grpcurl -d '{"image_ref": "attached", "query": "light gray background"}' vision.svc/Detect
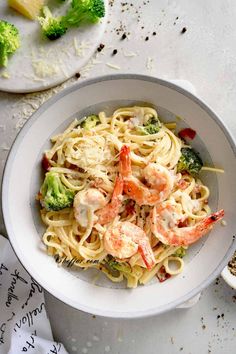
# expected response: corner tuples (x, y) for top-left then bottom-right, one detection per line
(0, 0), (235, 353)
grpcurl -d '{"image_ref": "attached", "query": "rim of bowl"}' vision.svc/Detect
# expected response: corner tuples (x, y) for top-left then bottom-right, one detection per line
(2, 74), (236, 318)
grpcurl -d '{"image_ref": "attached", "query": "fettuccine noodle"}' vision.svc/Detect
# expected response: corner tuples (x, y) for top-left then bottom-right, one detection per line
(39, 106), (216, 288)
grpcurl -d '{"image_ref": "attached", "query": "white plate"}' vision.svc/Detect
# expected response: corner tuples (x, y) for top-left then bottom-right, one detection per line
(0, 1), (108, 93)
(2, 74), (236, 318)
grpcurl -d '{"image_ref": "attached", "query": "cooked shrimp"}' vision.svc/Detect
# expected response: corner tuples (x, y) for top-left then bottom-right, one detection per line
(104, 221), (155, 270)
(96, 176), (124, 225)
(150, 202), (224, 246)
(119, 145), (174, 206)
(74, 188), (106, 227)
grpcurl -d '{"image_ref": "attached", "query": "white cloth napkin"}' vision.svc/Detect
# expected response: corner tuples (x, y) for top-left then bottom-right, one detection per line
(0, 235), (68, 354)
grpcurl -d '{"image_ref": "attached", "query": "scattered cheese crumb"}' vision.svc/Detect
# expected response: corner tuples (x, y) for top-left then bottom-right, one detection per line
(0, 71), (10, 79)
(73, 38), (91, 57)
(32, 59), (60, 79)
(86, 342), (92, 347)
(146, 57), (154, 70)
(92, 335), (100, 342)
(80, 56), (102, 78)
(82, 348), (88, 354)
(221, 220), (227, 226)
(0, 144), (10, 151)
(61, 48), (72, 58)
(71, 346), (77, 352)
(106, 62), (121, 70)
(123, 50), (137, 57)
(104, 345), (110, 352)
(116, 328), (123, 342)
(71, 338), (76, 343)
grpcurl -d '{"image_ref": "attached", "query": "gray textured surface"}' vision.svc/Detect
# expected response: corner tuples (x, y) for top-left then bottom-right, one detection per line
(0, 0), (236, 353)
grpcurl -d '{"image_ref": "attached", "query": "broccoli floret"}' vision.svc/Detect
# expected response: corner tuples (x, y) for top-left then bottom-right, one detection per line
(103, 256), (132, 277)
(0, 20), (20, 67)
(174, 247), (186, 258)
(62, 0), (105, 27)
(38, 1), (105, 40)
(177, 147), (203, 175)
(40, 171), (75, 211)
(109, 260), (131, 273)
(80, 115), (100, 129)
(38, 6), (67, 40)
(143, 116), (161, 134)
(136, 116), (161, 135)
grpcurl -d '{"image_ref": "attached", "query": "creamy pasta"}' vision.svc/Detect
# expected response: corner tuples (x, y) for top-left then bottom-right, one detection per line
(38, 106), (224, 288)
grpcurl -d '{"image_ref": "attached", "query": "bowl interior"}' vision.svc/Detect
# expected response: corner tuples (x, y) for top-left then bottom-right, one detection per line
(3, 75), (236, 317)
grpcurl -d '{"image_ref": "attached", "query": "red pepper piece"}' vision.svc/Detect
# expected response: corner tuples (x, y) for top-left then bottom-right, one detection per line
(178, 128), (196, 140)
(42, 154), (51, 171)
(157, 266), (171, 282)
(125, 200), (135, 215)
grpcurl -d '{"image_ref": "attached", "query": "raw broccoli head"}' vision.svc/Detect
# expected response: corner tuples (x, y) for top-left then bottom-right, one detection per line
(38, 0), (105, 40)
(80, 115), (100, 129)
(38, 6), (67, 40)
(62, 0), (105, 27)
(40, 171), (75, 211)
(0, 20), (20, 67)
(177, 147), (203, 175)
(136, 116), (161, 135)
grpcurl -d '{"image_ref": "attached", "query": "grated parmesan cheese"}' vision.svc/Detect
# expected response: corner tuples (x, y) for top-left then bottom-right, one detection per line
(73, 38), (91, 57)
(80, 55), (102, 78)
(0, 71), (10, 79)
(92, 335), (100, 342)
(106, 62), (121, 70)
(13, 76), (77, 130)
(0, 143), (10, 151)
(32, 59), (60, 79)
(146, 57), (154, 70)
(123, 50), (137, 57)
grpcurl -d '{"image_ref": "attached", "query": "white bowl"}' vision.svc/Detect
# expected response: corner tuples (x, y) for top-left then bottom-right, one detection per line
(2, 74), (236, 318)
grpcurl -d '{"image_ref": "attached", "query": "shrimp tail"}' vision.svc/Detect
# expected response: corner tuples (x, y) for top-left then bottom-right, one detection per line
(173, 209), (225, 246)
(138, 244), (156, 270)
(113, 175), (124, 197)
(119, 145), (132, 177)
(202, 209), (224, 227)
(96, 175), (124, 225)
(190, 209), (225, 240)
